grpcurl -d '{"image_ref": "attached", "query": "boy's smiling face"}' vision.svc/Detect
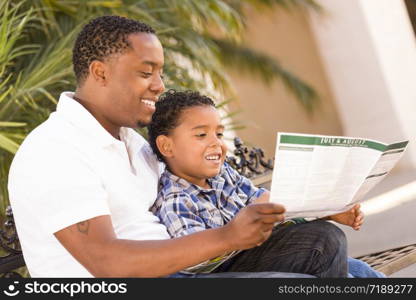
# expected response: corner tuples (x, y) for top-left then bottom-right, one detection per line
(158, 105), (227, 188)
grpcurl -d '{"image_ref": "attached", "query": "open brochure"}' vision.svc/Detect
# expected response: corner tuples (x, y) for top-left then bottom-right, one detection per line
(180, 250), (241, 274)
(269, 132), (409, 218)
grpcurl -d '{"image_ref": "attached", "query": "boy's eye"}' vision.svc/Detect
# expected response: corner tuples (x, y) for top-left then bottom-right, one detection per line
(196, 133), (206, 137)
(217, 132), (224, 138)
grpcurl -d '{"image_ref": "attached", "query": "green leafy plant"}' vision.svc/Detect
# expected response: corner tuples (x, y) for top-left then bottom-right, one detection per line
(0, 0), (319, 214)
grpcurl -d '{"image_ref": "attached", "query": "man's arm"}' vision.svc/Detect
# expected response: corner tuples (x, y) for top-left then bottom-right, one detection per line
(55, 202), (285, 277)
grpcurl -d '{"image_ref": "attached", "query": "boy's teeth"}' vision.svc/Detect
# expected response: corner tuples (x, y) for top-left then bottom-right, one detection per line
(141, 99), (155, 107)
(206, 155), (220, 160)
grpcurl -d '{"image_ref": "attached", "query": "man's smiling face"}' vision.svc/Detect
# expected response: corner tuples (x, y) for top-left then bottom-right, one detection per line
(103, 33), (165, 129)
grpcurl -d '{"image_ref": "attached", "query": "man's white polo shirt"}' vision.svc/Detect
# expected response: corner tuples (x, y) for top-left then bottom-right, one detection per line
(8, 92), (170, 277)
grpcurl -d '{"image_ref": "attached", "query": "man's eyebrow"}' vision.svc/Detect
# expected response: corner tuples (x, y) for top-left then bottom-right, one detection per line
(141, 60), (163, 68)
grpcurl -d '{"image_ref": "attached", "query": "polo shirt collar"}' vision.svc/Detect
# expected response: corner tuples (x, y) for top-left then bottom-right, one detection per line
(56, 92), (129, 148)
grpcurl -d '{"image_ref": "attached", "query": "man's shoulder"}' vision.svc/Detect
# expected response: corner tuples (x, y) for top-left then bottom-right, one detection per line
(18, 114), (66, 151)
(16, 113), (91, 157)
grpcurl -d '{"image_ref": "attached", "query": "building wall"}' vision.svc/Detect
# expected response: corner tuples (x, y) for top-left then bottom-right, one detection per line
(309, 0), (416, 172)
(227, 7), (343, 158)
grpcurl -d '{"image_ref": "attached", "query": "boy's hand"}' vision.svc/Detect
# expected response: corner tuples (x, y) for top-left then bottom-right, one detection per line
(327, 203), (364, 230)
(223, 203), (285, 250)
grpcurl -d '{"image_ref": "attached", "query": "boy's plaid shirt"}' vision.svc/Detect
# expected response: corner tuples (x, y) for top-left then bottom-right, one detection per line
(151, 162), (267, 238)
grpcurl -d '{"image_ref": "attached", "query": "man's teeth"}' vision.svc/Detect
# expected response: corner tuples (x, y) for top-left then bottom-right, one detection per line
(206, 155), (220, 160)
(141, 99), (155, 107)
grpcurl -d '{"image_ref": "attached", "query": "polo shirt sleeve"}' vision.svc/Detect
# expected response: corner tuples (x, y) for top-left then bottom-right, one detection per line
(10, 140), (110, 235)
(156, 192), (207, 238)
(223, 162), (267, 205)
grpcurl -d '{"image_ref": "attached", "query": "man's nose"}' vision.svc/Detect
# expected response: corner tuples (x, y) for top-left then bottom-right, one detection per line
(150, 74), (165, 95)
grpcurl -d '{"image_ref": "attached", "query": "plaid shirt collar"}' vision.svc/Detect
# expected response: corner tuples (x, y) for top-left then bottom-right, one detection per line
(159, 165), (227, 196)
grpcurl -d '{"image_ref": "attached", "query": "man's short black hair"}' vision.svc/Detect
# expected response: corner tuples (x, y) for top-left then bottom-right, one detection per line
(72, 15), (155, 84)
(148, 89), (216, 163)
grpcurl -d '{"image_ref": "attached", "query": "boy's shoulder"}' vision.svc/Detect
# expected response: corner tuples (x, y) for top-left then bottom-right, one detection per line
(219, 161), (242, 183)
(152, 171), (200, 213)
(158, 170), (195, 197)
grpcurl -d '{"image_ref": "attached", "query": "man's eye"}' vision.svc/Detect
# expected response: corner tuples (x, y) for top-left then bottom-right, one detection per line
(196, 133), (206, 137)
(140, 72), (152, 78)
(217, 132), (224, 138)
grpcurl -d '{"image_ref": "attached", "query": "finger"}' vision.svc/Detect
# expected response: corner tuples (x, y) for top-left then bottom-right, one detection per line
(354, 222), (363, 229)
(250, 203), (286, 214)
(355, 216), (364, 223)
(353, 220), (364, 229)
(260, 229), (273, 243)
(257, 213), (285, 224)
(355, 215), (364, 223)
(260, 223), (276, 232)
(255, 233), (270, 247)
(352, 203), (360, 211)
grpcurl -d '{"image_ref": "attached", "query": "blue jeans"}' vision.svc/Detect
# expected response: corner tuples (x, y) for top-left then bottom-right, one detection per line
(168, 220), (347, 278)
(168, 271), (314, 278)
(347, 257), (386, 278)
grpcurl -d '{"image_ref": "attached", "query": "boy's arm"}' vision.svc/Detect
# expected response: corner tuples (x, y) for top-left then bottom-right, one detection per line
(223, 162), (268, 205)
(155, 192), (207, 238)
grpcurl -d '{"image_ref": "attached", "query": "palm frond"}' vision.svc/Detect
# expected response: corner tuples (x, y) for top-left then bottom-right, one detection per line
(0, 0), (322, 218)
(0, 133), (19, 154)
(227, 0), (321, 12)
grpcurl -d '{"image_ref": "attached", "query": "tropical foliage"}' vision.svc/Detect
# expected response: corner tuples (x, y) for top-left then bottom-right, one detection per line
(0, 0), (319, 214)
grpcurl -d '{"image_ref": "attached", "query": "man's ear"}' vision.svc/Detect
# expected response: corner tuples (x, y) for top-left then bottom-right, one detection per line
(156, 135), (173, 158)
(89, 60), (108, 86)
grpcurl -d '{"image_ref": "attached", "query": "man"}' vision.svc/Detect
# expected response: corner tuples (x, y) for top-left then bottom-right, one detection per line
(8, 15), (347, 277)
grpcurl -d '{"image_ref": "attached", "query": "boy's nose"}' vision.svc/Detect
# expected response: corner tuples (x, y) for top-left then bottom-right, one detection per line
(209, 136), (225, 150)
(209, 135), (221, 144)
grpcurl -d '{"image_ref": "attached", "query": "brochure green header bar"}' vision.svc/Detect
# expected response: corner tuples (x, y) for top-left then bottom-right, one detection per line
(280, 135), (408, 152)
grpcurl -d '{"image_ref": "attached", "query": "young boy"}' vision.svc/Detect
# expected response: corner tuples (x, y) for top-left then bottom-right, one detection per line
(148, 89), (385, 277)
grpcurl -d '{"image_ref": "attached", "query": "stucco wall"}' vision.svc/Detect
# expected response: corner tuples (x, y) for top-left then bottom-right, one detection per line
(227, 7), (343, 158)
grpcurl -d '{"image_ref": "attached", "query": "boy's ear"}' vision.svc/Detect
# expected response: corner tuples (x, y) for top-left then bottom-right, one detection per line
(156, 135), (173, 158)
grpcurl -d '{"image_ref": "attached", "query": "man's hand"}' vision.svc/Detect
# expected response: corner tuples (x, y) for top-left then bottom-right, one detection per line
(223, 202), (286, 250)
(327, 203), (364, 230)
(253, 191), (270, 203)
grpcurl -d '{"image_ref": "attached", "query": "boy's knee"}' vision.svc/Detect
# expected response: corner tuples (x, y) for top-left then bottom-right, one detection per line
(310, 221), (348, 276)
(307, 220), (347, 250)
(322, 221), (346, 246)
